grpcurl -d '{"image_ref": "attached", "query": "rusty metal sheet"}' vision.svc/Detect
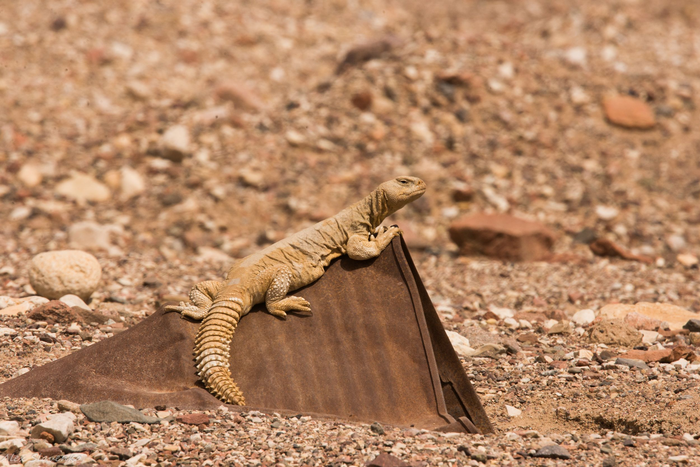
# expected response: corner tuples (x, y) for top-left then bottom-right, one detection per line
(0, 237), (492, 433)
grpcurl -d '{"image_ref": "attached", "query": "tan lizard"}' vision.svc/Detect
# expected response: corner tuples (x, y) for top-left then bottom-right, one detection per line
(165, 176), (426, 405)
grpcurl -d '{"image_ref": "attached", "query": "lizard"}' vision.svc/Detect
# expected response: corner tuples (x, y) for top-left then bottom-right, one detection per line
(165, 176), (426, 405)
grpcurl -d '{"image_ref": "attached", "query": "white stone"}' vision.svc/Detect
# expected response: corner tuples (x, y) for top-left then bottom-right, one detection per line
(503, 318), (520, 329)
(25, 460), (56, 467)
(0, 296), (15, 309)
(29, 250), (102, 300)
(285, 130), (306, 146)
(125, 80), (151, 100)
(543, 319), (559, 330)
(0, 327), (17, 336)
(564, 46), (587, 67)
(676, 253), (698, 268)
(446, 331), (474, 358)
(672, 358), (689, 369)
(17, 163), (43, 187)
(59, 294), (91, 311)
(61, 453), (89, 466)
(55, 172), (111, 204)
(595, 205), (619, 221)
(570, 86), (590, 105)
(0, 438), (24, 450)
(30, 412), (76, 444)
(572, 309), (595, 326)
(682, 433), (695, 442)
(505, 405), (522, 417)
(666, 234), (686, 252)
(160, 125), (191, 161)
(0, 301), (33, 317)
(488, 305), (515, 320)
(66, 323), (81, 334)
(0, 420), (19, 436)
(640, 330), (660, 344)
(497, 62), (514, 80)
(518, 319), (533, 329)
(120, 166), (145, 199)
(578, 349), (594, 360)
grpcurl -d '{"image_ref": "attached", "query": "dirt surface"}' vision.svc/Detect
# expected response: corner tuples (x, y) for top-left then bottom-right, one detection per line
(2, 0), (700, 465)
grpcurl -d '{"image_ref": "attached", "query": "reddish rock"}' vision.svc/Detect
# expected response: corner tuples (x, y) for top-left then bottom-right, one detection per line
(28, 301), (82, 324)
(589, 238), (653, 263)
(588, 319), (643, 347)
(513, 312), (547, 323)
(176, 413), (210, 425)
(481, 311), (500, 321)
(516, 333), (540, 344)
(603, 95), (656, 130)
(449, 213), (555, 261)
(351, 91), (373, 111)
(38, 446), (63, 457)
(214, 82), (264, 112)
(366, 453), (411, 467)
(336, 35), (403, 74)
(623, 312), (667, 331)
(661, 344), (698, 363)
(549, 361), (569, 370)
(619, 348), (673, 363)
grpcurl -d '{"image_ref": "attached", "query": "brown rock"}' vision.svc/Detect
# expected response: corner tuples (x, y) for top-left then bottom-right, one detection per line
(214, 82), (264, 112)
(623, 311), (667, 331)
(176, 413), (210, 425)
(449, 213), (555, 261)
(513, 312), (547, 323)
(588, 319), (643, 347)
(38, 446), (63, 457)
(516, 333), (539, 344)
(549, 361), (569, 370)
(351, 91), (373, 111)
(366, 453), (411, 467)
(28, 301), (82, 324)
(336, 35), (402, 74)
(589, 238), (653, 263)
(618, 348), (673, 363)
(603, 95), (656, 130)
(39, 431), (55, 443)
(661, 344), (698, 363)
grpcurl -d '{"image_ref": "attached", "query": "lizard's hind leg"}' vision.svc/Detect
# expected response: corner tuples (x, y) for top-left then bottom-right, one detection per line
(164, 280), (223, 320)
(264, 266), (311, 319)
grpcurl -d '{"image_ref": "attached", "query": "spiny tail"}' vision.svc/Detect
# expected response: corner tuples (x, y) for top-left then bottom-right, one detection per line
(193, 297), (246, 405)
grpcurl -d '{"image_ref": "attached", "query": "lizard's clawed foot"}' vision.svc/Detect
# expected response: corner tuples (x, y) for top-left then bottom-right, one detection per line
(165, 302), (209, 320)
(267, 296), (312, 319)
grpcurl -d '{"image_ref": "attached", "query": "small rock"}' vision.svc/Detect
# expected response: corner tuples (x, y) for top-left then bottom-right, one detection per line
(683, 319), (700, 332)
(595, 205), (619, 221)
(159, 125), (191, 162)
(176, 413), (210, 425)
(80, 401), (159, 424)
(666, 234), (686, 252)
(446, 331), (474, 357)
(472, 343), (506, 358)
(336, 35), (402, 74)
(27, 301), (81, 324)
(563, 46), (587, 67)
(533, 444), (572, 459)
(109, 447), (133, 460)
(588, 319), (643, 347)
(489, 305), (515, 320)
(59, 453), (88, 466)
(640, 330), (660, 344)
(0, 420), (19, 436)
(677, 253), (699, 268)
(285, 130), (306, 146)
(351, 91), (373, 111)
(125, 80), (151, 100)
(623, 311), (668, 331)
(120, 166), (145, 199)
(589, 238), (652, 263)
(66, 323), (81, 334)
(30, 412), (76, 444)
(572, 309), (595, 326)
(505, 405), (522, 417)
(29, 250), (101, 301)
(0, 326), (17, 336)
(57, 400), (82, 413)
(214, 81), (264, 111)
(365, 453), (410, 467)
(615, 357), (650, 370)
(370, 421), (385, 435)
(547, 321), (572, 335)
(59, 294), (90, 311)
(55, 172), (111, 204)
(17, 163), (43, 188)
(68, 221), (112, 251)
(24, 460), (56, 467)
(603, 95), (656, 130)
(602, 456), (617, 467)
(0, 301), (34, 317)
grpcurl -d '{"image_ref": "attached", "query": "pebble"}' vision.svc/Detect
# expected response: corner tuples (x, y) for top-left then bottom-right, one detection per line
(505, 405), (522, 417)
(176, 413), (210, 425)
(120, 166), (145, 199)
(125, 80), (151, 100)
(677, 253), (699, 268)
(0, 420), (19, 436)
(0, 301), (34, 317)
(683, 319), (700, 332)
(159, 125), (191, 162)
(615, 358), (650, 370)
(533, 444), (572, 459)
(603, 95), (656, 129)
(572, 309), (595, 326)
(595, 205), (619, 221)
(588, 319), (642, 347)
(30, 412), (76, 444)
(55, 172), (111, 204)
(446, 330), (474, 357)
(214, 81), (264, 111)
(59, 294), (91, 311)
(17, 162), (43, 187)
(29, 250), (102, 300)
(80, 401), (160, 424)
(27, 300), (82, 324)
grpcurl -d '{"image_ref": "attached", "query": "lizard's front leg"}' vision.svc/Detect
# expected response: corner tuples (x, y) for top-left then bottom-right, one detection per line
(346, 225), (401, 260)
(264, 265), (311, 319)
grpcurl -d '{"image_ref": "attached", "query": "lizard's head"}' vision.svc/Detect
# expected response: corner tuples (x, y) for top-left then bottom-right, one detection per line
(380, 176), (426, 211)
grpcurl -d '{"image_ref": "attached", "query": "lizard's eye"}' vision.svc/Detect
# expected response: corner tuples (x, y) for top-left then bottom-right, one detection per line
(398, 179), (408, 185)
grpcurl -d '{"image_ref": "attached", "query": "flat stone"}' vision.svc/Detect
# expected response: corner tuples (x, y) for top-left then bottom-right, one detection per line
(449, 213), (555, 261)
(27, 301), (82, 324)
(67, 221), (113, 251)
(55, 172), (111, 204)
(589, 238), (652, 263)
(533, 444), (572, 459)
(0, 420), (19, 436)
(336, 35), (402, 74)
(159, 125), (191, 162)
(572, 309), (595, 326)
(214, 81), (264, 111)
(175, 413), (210, 425)
(600, 302), (700, 331)
(588, 319), (643, 347)
(59, 294), (91, 311)
(365, 453), (410, 467)
(80, 401), (159, 424)
(603, 95), (656, 129)
(446, 331), (474, 357)
(615, 358), (650, 370)
(0, 301), (33, 317)
(677, 253), (699, 268)
(505, 405), (522, 417)
(120, 166), (145, 199)
(30, 412), (76, 444)
(29, 250), (102, 301)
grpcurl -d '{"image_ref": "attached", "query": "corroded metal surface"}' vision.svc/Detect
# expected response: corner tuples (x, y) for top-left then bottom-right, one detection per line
(0, 237), (492, 433)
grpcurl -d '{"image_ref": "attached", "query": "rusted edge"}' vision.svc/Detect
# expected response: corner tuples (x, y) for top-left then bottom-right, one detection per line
(390, 237), (456, 428)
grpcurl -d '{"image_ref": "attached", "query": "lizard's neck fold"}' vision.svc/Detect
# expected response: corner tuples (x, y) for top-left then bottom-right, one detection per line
(367, 188), (392, 229)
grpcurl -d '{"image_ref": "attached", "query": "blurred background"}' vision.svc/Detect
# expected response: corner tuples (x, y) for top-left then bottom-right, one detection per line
(1, 0), (699, 308)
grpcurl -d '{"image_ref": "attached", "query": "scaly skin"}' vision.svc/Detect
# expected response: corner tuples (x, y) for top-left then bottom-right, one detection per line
(165, 176), (426, 405)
